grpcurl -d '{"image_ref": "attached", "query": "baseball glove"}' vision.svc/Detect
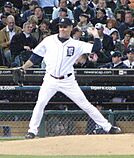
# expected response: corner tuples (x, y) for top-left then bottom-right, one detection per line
(12, 67), (25, 86)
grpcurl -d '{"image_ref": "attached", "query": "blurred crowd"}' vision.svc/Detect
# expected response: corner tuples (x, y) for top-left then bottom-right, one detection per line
(0, 0), (133, 68)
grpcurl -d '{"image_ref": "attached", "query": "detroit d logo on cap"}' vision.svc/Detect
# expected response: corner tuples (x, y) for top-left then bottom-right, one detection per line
(61, 18), (65, 22)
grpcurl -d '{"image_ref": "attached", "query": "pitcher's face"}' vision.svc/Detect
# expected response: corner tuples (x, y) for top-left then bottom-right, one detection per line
(59, 25), (73, 39)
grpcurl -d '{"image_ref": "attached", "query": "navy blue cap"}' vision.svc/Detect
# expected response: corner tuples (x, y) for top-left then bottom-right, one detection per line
(126, 46), (134, 53)
(58, 18), (73, 26)
(111, 51), (122, 57)
(4, 2), (13, 8)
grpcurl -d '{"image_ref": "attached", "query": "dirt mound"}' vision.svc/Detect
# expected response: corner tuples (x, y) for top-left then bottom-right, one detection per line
(0, 134), (133, 156)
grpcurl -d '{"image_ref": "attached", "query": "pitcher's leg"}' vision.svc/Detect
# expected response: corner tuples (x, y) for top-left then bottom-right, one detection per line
(60, 81), (111, 132)
(28, 80), (57, 135)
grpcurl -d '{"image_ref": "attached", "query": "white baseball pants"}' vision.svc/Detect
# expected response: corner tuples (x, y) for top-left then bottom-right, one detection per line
(28, 74), (112, 135)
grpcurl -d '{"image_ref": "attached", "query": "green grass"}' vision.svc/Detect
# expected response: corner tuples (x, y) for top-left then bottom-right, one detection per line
(0, 138), (24, 141)
(0, 156), (133, 158)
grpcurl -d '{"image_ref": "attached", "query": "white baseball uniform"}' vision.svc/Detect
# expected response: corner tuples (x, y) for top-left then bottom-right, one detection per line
(28, 34), (112, 135)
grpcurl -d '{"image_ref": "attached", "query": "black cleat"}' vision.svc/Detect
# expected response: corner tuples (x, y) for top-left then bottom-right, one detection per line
(109, 126), (121, 134)
(25, 132), (35, 139)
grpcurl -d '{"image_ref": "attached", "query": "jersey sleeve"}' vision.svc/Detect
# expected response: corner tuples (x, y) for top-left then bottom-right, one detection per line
(92, 38), (101, 53)
(78, 38), (101, 55)
(79, 41), (93, 55)
(29, 53), (43, 65)
(32, 38), (47, 57)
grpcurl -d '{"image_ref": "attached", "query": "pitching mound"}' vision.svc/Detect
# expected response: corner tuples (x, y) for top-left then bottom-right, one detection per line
(0, 134), (133, 156)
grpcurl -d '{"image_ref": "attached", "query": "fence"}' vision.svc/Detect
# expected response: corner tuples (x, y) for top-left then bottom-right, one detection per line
(0, 110), (133, 138)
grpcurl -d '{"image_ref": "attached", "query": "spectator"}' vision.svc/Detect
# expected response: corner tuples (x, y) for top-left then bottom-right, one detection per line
(0, 15), (22, 67)
(34, 6), (47, 25)
(109, 28), (124, 53)
(10, 21), (38, 67)
(74, 53), (98, 68)
(37, 0), (59, 15)
(121, 29), (134, 53)
(50, 7), (69, 34)
(38, 20), (51, 39)
(28, 14), (39, 28)
(29, 16), (51, 43)
(77, 13), (93, 32)
(20, 0), (31, 14)
(91, 8), (107, 25)
(118, 11), (134, 40)
(106, 0), (116, 13)
(114, 0), (134, 15)
(0, 2), (21, 26)
(114, 9), (125, 28)
(11, 6), (22, 27)
(0, 2), (13, 19)
(74, 54), (89, 67)
(73, 0), (95, 22)
(103, 18), (117, 35)
(129, 0), (134, 9)
(72, 26), (98, 68)
(96, 0), (114, 18)
(22, 0), (39, 23)
(52, 0), (74, 20)
(123, 45), (134, 68)
(71, 27), (82, 40)
(94, 23), (114, 64)
(99, 50), (128, 68)
(76, 13), (93, 42)
(28, 15), (40, 43)
(0, 13), (10, 30)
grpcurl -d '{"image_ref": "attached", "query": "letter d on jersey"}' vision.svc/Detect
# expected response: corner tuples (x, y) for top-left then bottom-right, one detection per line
(67, 46), (75, 56)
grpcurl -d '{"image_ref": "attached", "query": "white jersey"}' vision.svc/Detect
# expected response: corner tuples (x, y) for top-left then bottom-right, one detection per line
(33, 34), (93, 77)
(123, 59), (134, 68)
(28, 34), (113, 136)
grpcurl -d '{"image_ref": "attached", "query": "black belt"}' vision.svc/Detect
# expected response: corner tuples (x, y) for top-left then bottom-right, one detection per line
(50, 73), (72, 79)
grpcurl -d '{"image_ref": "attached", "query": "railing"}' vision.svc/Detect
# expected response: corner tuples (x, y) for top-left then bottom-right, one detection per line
(0, 85), (134, 91)
(0, 68), (134, 86)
